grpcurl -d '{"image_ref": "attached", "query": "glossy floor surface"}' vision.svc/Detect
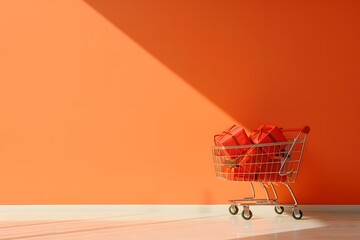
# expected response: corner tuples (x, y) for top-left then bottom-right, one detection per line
(0, 205), (359, 239)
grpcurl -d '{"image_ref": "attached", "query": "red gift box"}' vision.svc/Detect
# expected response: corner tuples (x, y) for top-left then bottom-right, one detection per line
(214, 125), (252, 160)
(256, 159), (288, 182)
(249, 124), (288, 157)
(239, 146), (271, 173)
(221, 165), (256, 181)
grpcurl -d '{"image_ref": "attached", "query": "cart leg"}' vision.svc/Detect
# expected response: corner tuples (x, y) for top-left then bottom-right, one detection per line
(283, 183), (304, 219)
(245, 182), (256, 200)
(284, 183), (298, 206)
(260, 182), (270, 201)
(269, 183), (278, 202)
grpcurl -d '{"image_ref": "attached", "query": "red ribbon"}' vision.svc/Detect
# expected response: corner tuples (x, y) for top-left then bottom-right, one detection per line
(252, 126), (277, 142)
(214, 125), (241, 145)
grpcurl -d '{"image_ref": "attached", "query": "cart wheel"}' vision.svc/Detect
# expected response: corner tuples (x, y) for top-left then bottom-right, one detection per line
(275, 206), (285, 214)
(229, 205), (239, 215)
(241, 209), (253, 220)
(292, 209), (303, 220)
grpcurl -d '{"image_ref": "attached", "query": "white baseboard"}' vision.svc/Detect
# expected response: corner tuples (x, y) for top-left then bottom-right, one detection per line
(0, 204), (359, 211)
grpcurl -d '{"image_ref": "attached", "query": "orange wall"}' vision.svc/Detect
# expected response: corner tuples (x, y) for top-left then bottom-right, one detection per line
(0, 0), (359, 204)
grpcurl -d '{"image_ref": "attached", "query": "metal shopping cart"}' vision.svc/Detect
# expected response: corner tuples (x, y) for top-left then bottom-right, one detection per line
(212, 126), (310, 220)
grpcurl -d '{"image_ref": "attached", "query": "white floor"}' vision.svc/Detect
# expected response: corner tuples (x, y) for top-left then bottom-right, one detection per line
(0, 205), (359, 239)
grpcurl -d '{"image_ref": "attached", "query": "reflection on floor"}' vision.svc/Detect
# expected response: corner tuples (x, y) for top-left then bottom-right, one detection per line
(0, 205), (358, 239)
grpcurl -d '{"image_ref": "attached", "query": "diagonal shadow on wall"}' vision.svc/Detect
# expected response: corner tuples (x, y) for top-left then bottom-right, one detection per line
(81, 0), (292, 129)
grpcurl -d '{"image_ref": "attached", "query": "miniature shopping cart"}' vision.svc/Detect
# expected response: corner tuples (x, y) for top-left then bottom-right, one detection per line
(212, 126), (310, 220)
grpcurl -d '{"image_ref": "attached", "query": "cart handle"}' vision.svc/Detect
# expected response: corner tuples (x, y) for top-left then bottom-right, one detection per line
(281, 126), (310, 134)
